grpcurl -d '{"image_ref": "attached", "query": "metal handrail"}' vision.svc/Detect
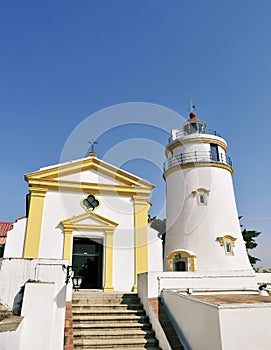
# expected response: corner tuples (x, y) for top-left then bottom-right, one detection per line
(163, 150), (232, 172)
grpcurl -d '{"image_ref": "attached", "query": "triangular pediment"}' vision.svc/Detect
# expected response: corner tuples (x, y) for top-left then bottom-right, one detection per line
(61, 211), (118, 233)
(25, 155), (154, 195)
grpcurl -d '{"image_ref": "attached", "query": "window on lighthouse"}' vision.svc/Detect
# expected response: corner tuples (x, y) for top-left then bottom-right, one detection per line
(217, 235), (236, 256)
(192, 188), (210, 205)
(197, 193), (208, 205)
(225, 241), (233, 255)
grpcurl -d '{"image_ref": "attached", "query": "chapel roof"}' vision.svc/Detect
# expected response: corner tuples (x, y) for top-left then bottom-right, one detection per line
(0, 222), (13, 245)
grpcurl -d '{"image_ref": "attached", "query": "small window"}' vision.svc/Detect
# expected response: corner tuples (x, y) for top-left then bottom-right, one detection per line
(217, 235), (236, 256)
(198, 193), (207, 205)
(81, 194), (100, 212)
(192, 188), (210, 206)
(225, 242), (232, 255)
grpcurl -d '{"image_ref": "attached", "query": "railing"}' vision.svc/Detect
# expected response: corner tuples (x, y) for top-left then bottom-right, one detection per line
(163, 150), (232, 172)
(169, 129), (222, 143)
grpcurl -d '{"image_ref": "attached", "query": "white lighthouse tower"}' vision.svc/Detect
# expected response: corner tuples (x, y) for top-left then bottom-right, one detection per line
(163, 110), (253, 274)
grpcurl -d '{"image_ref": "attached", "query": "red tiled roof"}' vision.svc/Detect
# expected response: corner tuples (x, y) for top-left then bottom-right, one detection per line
(0, 222), (13, 245)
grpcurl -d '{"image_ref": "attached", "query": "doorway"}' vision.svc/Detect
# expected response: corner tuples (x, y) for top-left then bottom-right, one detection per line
(72, 237), (103, 289)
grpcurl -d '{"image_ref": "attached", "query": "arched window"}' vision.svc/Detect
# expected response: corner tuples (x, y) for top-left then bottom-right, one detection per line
(192, 188), (210, 206)
(217, 235), (237, 256)
(167, 250), (197, 272)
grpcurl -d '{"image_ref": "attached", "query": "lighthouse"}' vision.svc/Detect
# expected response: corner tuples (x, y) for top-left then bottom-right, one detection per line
(163, 111), (253, 274)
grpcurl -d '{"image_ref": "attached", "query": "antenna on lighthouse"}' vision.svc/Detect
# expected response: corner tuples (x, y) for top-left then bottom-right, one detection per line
(188, 99), (196, 113)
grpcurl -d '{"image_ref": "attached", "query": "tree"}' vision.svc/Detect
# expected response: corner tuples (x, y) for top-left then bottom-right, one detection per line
(242, 228), (261, 266)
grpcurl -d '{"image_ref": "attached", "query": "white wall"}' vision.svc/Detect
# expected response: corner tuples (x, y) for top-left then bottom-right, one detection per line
(4, 218), (27, 258)
(219, 305), (271, 349)
(162, 290), (221, 350)
(163, 289), (271, 350)
(38, 189), (136, 291)
(139, 271), (259, 299)
(148, 226), (163, 272)
(137, 274), (172, 350)
(0, 323), (22, 350)
(20, 282), (55, 350)
(0, 258), (66, 350)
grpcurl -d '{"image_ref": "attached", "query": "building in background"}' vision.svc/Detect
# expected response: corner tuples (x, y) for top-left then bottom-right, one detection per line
(0, 222), (13, 257)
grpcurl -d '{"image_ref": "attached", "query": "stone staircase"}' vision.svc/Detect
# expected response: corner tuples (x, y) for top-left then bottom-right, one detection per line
(72, 292), (161, 349)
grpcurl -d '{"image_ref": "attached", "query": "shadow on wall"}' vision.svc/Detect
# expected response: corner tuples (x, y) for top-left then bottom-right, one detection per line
(158, 298), (186, 350)
(55, 284), (67, 308)
(13, 285), (25, 316)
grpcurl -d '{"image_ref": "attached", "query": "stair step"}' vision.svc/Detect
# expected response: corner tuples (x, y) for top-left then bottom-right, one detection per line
(73, 337), (158, 348)
(74, 347), (161, 350)
(73, 309), (145, 316)
(69, 293), (161, 350)
(73, 314), (148, 322)
(73, 329), (155, 339)
(73, 322), (152, 330)
(73, 303), (143, 310)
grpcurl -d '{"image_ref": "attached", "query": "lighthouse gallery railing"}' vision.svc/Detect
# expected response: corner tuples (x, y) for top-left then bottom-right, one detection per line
(163, 150), (232, 172)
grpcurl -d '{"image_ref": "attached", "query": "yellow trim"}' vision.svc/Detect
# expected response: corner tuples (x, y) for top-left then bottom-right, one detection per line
(132, 197), (150, 292)
(25, 156), (154, 190)
(63, 229), (73, 264)
(23, 187), (47, 258)
(104, 231), (114, 292)
(61, 212), (118, 231)
(167, 249), (197, 272)
(166, 136), (227, 154)
(60, 212), (118, 290)
(164, 161), (233, 179)
(217, 235), (237, 247)
(26, 178), (152, 197)
(192, 188), (210, 196)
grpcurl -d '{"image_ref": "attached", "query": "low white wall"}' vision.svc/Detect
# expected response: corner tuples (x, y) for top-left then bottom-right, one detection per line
(219, 304), (271, 349)
(163, 290), (271, 350)
(138, 274), (171, 350)
(141, 270), (259, 298)
(162, 291), (221, 350)
(20, 282), (55, 350)
(0, 258), (67, 350)
(0, 324), (22, 350)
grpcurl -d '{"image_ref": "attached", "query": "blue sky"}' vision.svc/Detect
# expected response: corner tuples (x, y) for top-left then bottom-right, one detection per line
(1, 1), (271, 267)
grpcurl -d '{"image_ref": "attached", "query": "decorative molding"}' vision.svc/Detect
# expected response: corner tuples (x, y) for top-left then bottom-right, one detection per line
(217, 235), (237, 247)
(61, 211), (118, 290)
(25, 156), (155, 190)
(61, 212), (118, 233)
(26, 178), (152, 197)
(164, 161), (233, 179)
(166, 136), (227, 154)
(167, 249), (197, 272)
(167, 249), (197, 259)
(192, 188), (210, 196)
